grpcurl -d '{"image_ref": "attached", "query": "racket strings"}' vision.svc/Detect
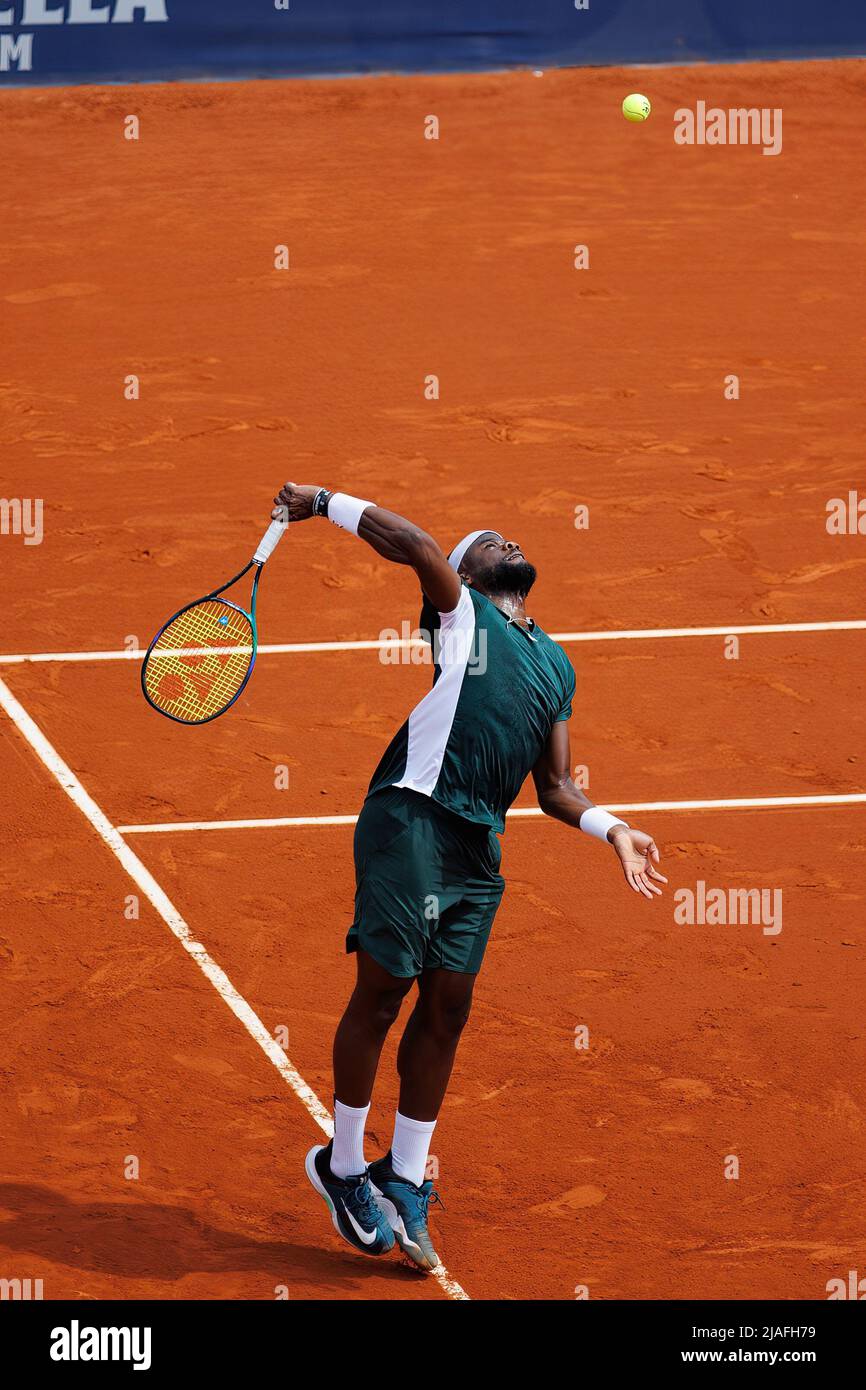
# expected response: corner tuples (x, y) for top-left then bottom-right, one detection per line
(144, 600), (254, 722)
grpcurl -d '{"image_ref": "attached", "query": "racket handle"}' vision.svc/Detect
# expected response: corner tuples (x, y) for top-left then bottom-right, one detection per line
(253, 516), (288, 565)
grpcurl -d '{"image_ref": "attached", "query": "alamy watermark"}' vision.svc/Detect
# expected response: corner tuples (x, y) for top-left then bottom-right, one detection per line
(50, 1321), (152, 1371)
(378, 622), (488, 674)
(0, 497), (43, 545)
(826, 491), (866, 535)
(674, 881), (782, 935)
(827, 1270), (866, 1300)
(1, 1276), (43, 1300)
(674, 102), (782, 157)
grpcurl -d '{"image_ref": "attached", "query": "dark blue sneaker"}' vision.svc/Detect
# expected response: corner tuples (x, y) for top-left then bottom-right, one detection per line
(368, 1150), (442, 1272)
(305, 1141), (395, 1257)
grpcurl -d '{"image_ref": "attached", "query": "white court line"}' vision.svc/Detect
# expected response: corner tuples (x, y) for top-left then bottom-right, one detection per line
(116, 792), (866, 835)
(0, 673), (470, 1303)
(0, 618), (864, 665)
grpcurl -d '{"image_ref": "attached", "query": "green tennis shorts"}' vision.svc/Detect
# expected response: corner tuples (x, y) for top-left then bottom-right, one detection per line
(346, 787), (505, 978)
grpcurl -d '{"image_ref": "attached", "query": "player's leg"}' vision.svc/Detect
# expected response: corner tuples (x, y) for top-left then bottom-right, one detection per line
(367, 967), (474, 1271)
(395, 965), (476, 1124)
(305, 949), (413, 1258)
(369, 815), (504, 1270)
(332, 787), (429, 1171)
(332, 947), (414, 1142)
(307, 783), (429, 1258)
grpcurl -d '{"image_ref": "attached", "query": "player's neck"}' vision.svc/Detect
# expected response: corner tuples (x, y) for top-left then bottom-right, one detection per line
(479, 587), (530, 626)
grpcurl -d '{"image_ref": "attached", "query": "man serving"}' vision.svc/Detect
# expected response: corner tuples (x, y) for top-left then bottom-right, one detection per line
(272, 482), (667, 1273)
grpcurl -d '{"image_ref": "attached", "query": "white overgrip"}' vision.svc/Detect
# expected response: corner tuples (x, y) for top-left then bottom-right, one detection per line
(253, 515), (288, 565)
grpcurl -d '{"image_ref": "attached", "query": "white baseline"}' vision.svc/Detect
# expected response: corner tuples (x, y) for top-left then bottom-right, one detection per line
(116, 793), (866, 836)
(0, 618), (864, 665)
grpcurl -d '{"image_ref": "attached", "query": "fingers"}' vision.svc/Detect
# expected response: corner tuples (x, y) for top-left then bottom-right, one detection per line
(625, 864), (664, 898)
(271, 482), (297, 520)
(638, 870), (663, 896)
(642, 839), (668, 889)
(626, 867), (654, 899)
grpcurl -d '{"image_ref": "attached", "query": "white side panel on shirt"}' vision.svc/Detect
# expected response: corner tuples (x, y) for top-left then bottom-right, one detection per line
(393, 586), (476, 798)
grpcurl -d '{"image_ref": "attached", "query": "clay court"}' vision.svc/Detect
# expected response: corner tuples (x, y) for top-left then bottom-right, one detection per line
(1, 58), (865, 1301)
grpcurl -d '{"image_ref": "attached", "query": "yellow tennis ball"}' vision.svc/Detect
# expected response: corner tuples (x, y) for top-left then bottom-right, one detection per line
(622, 93), (651, 123)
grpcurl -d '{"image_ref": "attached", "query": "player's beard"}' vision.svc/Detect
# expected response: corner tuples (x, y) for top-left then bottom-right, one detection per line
(485, 556), (538, 599)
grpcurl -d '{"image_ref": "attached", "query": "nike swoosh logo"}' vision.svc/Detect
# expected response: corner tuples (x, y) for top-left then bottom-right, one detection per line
(344, 1204), (377, 1245)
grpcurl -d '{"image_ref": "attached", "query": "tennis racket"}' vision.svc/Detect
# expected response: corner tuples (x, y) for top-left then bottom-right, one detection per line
(141, 515), (287, 725)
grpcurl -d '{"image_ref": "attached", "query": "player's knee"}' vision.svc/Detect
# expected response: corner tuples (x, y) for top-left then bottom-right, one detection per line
(426, 998), (471, 1046)
(363, 987), (407, 1038)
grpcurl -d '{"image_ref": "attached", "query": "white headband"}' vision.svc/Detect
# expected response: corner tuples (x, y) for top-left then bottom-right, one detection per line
(447, 530), (502, 573)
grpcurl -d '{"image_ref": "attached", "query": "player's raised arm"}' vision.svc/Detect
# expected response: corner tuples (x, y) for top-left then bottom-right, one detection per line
(272, 482), (460, 613)
(532, 721), (668, 899)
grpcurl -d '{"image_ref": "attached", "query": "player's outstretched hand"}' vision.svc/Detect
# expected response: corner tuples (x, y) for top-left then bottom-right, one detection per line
(609, 827), (667, 899)
(272, 481), (322, 523)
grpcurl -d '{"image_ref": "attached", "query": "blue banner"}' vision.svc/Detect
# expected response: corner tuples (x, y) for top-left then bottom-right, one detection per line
(2, 1), (866, 88)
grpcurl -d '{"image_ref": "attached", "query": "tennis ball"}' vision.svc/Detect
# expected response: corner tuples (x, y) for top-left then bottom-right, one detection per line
(622, 93), (651, 123)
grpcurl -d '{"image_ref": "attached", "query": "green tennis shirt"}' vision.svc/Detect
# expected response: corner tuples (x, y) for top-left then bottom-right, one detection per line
(367, 586), (576, 833)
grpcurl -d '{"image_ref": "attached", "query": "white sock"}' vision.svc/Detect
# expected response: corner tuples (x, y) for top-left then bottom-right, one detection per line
(391, 1111), (437, 1188)
(331, 1099), (370, 1179)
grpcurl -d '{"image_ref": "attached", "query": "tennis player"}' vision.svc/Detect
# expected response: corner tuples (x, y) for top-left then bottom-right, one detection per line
(272, 482), (667, 1272)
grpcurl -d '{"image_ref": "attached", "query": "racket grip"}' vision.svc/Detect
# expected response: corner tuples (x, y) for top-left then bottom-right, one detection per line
(254, 516), (288, 565)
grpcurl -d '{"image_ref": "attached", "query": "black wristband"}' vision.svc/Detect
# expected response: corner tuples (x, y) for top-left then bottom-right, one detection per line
(312, 488), (332, 518)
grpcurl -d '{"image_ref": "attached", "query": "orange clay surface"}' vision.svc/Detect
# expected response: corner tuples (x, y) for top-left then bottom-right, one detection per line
(1, 60), (865, 1301)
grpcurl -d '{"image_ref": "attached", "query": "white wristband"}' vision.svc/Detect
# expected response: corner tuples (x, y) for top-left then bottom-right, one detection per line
(580, 807), (629, 843)
(328, 492), (374, 535)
